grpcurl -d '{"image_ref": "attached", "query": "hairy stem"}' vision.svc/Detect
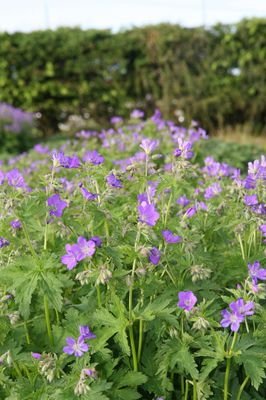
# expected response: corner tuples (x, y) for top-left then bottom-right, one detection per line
(236, 376), (249, 400)
(137, 319), (143, 363)
(184, 379), (189, 400)
(129, 325), (138, 371)
(193, 379), (197, 400)
(224, 332), (237, 400)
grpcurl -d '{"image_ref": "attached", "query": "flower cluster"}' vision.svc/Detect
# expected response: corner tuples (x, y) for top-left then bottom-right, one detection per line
(221, 298), (254, 332)
(61, 236), (100, 270)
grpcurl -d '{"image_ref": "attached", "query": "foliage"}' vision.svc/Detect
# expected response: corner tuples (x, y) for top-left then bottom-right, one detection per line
(0, 112), (265, 399)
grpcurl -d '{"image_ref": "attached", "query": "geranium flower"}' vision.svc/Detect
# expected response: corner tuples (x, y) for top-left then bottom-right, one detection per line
(80, 187), (98, 201)
(248, 261), (266, 284)
(177, 291), (197, 311)
(220, 309), (244, 332)
(6, 169), (26, 188)
(138, 201), (159, 226)
(149, 247), (161, 265)
(0, 237), (10, 248)
(63, 337), (89, 357)
(47, 194), (68, 217)
(244, 194), (258, 206)
(140, 138), (159, 155)
(10, 220), (21, 229)
(83, 150), (104, 165)
(229, 298), (254, 316)
(177, 195), (190, 207)
(106, 173), (123, 188)
(79, 325), (96, 340)
(204, 182), (222, 200)
(77, 237), (96, 260)
(162, 229), (182, 244)
(61, 244), (81, 270)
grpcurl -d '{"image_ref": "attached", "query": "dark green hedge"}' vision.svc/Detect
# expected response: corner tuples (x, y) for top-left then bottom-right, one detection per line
(0, 18), (265, 135)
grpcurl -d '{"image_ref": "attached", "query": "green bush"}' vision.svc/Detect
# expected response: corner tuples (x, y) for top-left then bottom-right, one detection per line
(0, 18), (265, 136)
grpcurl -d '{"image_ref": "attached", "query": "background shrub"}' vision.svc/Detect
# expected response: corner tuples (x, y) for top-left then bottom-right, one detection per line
(0, 18), (265, 136)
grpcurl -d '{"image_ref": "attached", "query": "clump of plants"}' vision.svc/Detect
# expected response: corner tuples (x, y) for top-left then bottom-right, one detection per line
(0, 110), (265, 399)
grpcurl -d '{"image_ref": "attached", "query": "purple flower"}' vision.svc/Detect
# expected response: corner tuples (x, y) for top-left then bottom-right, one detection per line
(83, 150), (104, 165)
(60, 178), (75, 194)
(10, 219), (21, 229)
(83, 368), (97, 378)
(244, 194), (258, 206)
(63, 336), (89, 357)
(6, 169), (26, 188)
(106, 173), (123, 188)
(248, 261), (266, 284)
(184, 206), (197, 218)
(174, 138), (194, 160)
(64, 154), (81, 169)
(245, 174), (256, 189)
(0, 237), (9, 248)
(220, 309), (244, 332)
(138, 200), (160, 226)
(131, 109), (144, 119)
(177, 291), (197, 311)
(51, 151), (80, 169)
(177, 195), (190, 207)
(80, 187), (98, 201)
(79, 325), (96, 340)
(204, 182), (222, 200)
(47, 194), (68, 217)
(0, 170), (5, 185)
(162, 229), (182, 244)
(149, 247), (161, 265)
(260, 224), (266, 235)
(140, 138), (159, 155)
(196, 201), (208, 211)
(61, 244), (81, 270)
(229, 298), (254, 316)
(110, 116), (123, 124)
(91, 236), (102, 247)
(34, 144), (49, 154)
(31, 352), (42, 359)
(77, 237), (96, 260)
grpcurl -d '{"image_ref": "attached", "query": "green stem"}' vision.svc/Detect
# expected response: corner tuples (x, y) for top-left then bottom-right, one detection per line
(184, 380), (189, 400)
(105, 220), (110, 245)
(145, 155), (149, 177)
(44, 296), (54, 346)
(21, 221), (38, 260)
(13, 360), (23, 378)
(129, 325), (138, 371)
(236, 376), (249, 400)
(137, 319), (143, 363)
(44, 221), (48, 250)
(181, 375), (185, 398)
(96, 285), (101, 306)
(193, 379), (197, 400)
(164, 192), (173, 227)
(224, 332), (237, 400)
(44, 167), (55, 250)
(224, 358), (231, 400)
(128, 227), (141, 371)
(238, 234), (246, 261)
(55, 309), (60, 325)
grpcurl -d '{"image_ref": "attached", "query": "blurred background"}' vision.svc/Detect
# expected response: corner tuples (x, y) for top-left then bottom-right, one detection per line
(0, 0), (265, 156)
